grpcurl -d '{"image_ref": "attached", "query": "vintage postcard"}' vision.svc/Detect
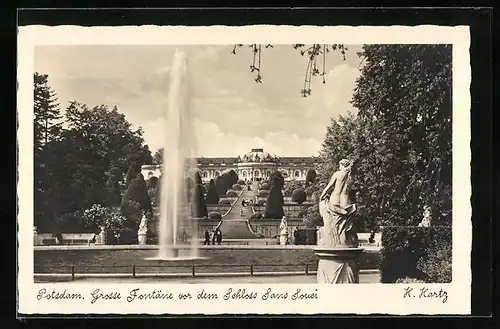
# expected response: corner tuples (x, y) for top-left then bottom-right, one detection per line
(17, 25), (471, 315)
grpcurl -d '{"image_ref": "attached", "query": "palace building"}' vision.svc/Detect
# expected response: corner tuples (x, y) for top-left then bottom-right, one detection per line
(141, 148), (319, 183)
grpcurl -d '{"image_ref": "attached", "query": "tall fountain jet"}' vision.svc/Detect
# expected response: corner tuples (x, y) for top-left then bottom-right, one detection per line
(157, 49), (199, 259)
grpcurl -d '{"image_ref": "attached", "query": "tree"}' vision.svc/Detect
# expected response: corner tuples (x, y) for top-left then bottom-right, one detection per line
(153, 175), (162, 207)
(34, 73), (62, 148)
(153, 148), (164, 165)
(291, 188), (307, 205)
(125, 162), (142, 187)
(33, 73), (62, 230)
(318, 44), (452, 228)
(269, 170), (285, 190)
(264, 176), (284, 219)
(231, 44), (348, 97)
(283, 180), (302, 197)
(104, 165), (123, 207)
(46, 102), (152, 216)
(305, 169), (317, 186)
(205, 179), (220, 205)
(120, 173), (152, 227)
(191, 184), (208, 218)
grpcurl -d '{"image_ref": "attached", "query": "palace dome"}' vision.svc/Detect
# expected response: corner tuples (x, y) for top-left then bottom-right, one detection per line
(240, 148), (276, 163)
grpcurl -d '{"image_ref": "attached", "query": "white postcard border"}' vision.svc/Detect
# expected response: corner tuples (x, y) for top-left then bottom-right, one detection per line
(17, 25), (471, 315)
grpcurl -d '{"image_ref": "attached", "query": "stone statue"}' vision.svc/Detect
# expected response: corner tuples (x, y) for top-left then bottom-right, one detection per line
(418, 205), (432, 227)
(279, 216), (288, 245)
(137, 213), (148, 244)
(318, 159), (358, 248)
(315, 159), (362, 284)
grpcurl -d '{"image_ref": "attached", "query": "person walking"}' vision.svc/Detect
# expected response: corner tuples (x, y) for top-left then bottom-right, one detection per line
(216, 229), (222, 245)
(203, 229), (210, 245)
(211, 229), (217, 245)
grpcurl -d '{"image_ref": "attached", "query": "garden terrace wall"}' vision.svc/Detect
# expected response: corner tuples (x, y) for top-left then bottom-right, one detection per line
(253, 204), (311, 219)
(380, 226), (452, 283)
(248, 218), (304, 238)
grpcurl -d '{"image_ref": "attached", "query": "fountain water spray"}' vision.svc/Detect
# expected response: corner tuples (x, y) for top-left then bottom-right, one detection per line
(157, 49), (199, 259)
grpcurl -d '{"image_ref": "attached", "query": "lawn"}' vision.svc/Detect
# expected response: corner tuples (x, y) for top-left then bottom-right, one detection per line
(34, 248), (380, 275)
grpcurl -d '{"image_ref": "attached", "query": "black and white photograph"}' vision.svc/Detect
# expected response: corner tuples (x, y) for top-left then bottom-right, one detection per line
(18, 25), (471, 315)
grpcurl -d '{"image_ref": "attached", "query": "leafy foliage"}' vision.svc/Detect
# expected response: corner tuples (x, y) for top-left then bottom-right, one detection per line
(291, 188), (307, 205)
(37, 99), (153, 224)
(380, 226), (452, 283)
(283, 180), (302, 197)
(191, 184), (208, 218)
(264, 178), (284, 219)
(305, 169), (317, 186)
(104, 165), (123, 207)
(33, 73), (62, 230)
(317, 45), (452, 228)
(250, 212), (263, 220)
(121, 173), (152, 214)
(153, 147), (163, 164)
(205, 179), (220, 205)
(218, 198), (231, 206)
(269, 170), (285, 189)
(232, 184), (243, 191)
(259, 183), (271, 191)
(226, 190), (238, 197)
(237, 179), (246, 185)
(208, 212), (222, 220)
(82, 204), (127, 234)
(257, 190), (269, 197)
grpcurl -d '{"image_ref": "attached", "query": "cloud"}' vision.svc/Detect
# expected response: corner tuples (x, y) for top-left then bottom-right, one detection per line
(35, 44), (363, 157)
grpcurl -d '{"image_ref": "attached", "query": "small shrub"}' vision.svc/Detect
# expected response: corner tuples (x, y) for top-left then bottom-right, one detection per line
(250, 212), (263, 219)
(256, 199), (267, 206)
(82, 204), (127, 234)
(264, 183), (284, 219)
(118, 227), (138, 245)
(417, 238), (452, 283)
(232, 184), (243, 191)
(226, 190), (238, 197)
(237, 179), (245, 185)
(395, 277), (426, 284)
(291, 188), (307, 204)
(380, 226), (452, 283)
(208, 212), (222, 220)
(259, 183), (270, 190)
(257, 190), (269, 197)
(218, 199), (231, 206)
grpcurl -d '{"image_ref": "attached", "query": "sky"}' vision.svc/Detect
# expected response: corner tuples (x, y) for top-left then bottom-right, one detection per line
(34, 44), (363, 157)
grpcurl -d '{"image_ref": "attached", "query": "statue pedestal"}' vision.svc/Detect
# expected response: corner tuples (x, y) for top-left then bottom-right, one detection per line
(279, 233), (288, 245)
(137, 232), (147, 245)
(96, 227), (107, 245)
(313, 247), (364, 284)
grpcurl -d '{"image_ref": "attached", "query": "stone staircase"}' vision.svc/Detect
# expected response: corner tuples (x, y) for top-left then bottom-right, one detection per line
(219, 183), (263, 239)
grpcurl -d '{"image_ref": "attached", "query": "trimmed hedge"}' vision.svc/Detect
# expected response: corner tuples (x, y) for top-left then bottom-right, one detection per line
(237, 179), (245, 185)
(256, 199), (267, 206)
(380, 226), (452, 283)
(259, 183), (270, 191)
(226, 190), (238, 197)
(208, 212), (222, 220)
(250, 212), (263, 219)
(232, 184), (243, 191)
(291, 188), (307, 204)
(218, 199), (231, 206)
(257, 190), (269, 197)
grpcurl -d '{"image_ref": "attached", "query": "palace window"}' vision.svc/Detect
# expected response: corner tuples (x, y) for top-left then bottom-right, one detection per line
(215, 171), (220, 177)
(295, 170), (300, 177)
(242, 171), (247, 177)
(254, 170), (260, 177)
(266, 171), (271, 177)
(202, 171), (208, 178)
